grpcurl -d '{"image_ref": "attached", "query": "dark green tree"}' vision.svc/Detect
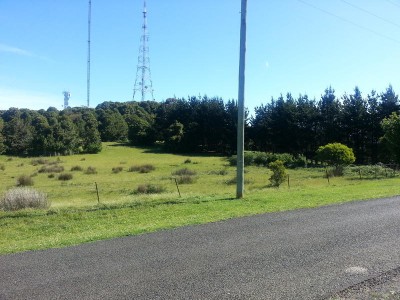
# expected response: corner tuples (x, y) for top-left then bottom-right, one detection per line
(0, 118), (6, 154)
(81, 111), (102, 153)
(96, 109), (128, 141)
(381, 112), (400, 163)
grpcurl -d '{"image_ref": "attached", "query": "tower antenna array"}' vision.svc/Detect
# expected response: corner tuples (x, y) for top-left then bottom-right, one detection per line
(133, 0), (154, 101)
(87, 0), (91, 107)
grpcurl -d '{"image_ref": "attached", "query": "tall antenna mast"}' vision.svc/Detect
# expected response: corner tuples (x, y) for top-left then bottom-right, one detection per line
(133, 0), (154, 101)
(87, 0), (91, 107)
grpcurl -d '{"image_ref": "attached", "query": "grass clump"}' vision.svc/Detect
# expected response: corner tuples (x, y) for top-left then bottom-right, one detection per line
(112, 166), (123, 174)
(129, 164), (155, 173)
(172, 168), (197, 176)
(70, 165), (83, 172)
(31, 158), (48, 166)
(0, 187), (49, 211)
(172, 168), (197, 184)
(16, 175), (34, 187)
(0, 164), (4, 171)
(85, 166), (97, 174)
(135, 184), (166, 194)
(58, 173), (73, 181)
(38, 165), (64, 173)
(184, 158), (192, 164)
(176, 175), (196, 184)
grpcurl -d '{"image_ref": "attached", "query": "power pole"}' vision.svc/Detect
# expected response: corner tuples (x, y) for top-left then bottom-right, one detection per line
(236, 0), (247, 199)
(133, 0), (154, 101)
(87, 0), (91, 107)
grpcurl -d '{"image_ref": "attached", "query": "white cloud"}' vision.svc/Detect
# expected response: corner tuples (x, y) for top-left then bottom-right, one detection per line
(0, 43), (33, 57)
(0, 87), (62, 110)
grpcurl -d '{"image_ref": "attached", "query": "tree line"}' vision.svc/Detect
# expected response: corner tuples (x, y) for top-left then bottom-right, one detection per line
(0, 85), (399, 164)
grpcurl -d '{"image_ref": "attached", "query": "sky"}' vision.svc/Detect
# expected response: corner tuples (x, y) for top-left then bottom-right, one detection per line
(1, 0), (400, 113)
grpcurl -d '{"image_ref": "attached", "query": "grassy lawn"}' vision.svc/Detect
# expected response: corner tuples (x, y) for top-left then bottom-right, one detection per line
(1, 143), (399, 255)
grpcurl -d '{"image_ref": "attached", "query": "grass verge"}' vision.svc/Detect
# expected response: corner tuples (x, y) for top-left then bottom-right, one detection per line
(1, 178), (399, 255)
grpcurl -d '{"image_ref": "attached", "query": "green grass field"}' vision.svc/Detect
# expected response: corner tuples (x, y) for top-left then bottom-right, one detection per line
(1, 143), (399, 255)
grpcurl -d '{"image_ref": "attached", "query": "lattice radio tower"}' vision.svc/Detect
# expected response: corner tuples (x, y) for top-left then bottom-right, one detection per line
(133, 0), (154, 101)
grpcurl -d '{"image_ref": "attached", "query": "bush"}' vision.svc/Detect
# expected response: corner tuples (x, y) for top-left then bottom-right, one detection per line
(48, 174), (55, 178)
(269, 160), (287, 187)
(85, 166), (97, 174)
(38, 165), (64, 173)
(184, 158), (192, 164)
(71, 165), (83, 171)
(58, 173), (73, 181)
(16, 175), (34, 187)
(112, 166), (123, 174)
(0, 187), (49, 211)
(129, 164), (155, 173)
(135, 184), (166, 194)
(172, 168), (197, 176)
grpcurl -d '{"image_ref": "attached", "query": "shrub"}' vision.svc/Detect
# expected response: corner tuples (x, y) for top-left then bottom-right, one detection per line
(184, 158), (192, 164)
(135, 184), (166, 194)
(38, 165), (64, 173)
(0, 187), (49, 211)
(71, 165), (83, 171)
(316, 143), (355, 172)
(129, 164), (155, 173)
(269, 160), (287, 187)
(112, 166), (123, 174)
(16, 175), (34, 187)
(58, 173), (73, 181)
(172, 168), (197, 176)
(48, 174), (55, 178)
(85, 166), (97, 174)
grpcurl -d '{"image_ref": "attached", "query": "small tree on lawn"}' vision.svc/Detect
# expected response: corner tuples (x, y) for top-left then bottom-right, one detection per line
(316, 143), (355, 175)
(269, 160), (286, 187)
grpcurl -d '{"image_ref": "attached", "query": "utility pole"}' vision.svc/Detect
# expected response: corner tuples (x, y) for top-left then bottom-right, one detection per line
(87, 0), (91, 107)
(236, 0), (247, 199)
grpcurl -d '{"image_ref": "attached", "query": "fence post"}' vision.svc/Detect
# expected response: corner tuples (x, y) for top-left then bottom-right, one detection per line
(326, 168), (330, 184)
(174, 178), (181, 197)
(95, 182), (100, 204)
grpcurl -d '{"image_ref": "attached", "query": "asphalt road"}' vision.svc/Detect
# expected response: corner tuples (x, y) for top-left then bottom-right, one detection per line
(1, 197), (400, 299)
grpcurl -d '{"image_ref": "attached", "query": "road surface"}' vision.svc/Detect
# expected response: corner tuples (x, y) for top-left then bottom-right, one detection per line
(1, 197), (400, 299)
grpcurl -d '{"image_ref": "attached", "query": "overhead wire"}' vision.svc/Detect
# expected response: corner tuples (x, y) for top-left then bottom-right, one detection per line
(297, 0), (400, 44)
(340, 0), (400, 30)
(385, 0), (400, 9)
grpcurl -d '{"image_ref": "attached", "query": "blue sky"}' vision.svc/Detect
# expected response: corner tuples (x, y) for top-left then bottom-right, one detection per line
(1, 0), (399, 113)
